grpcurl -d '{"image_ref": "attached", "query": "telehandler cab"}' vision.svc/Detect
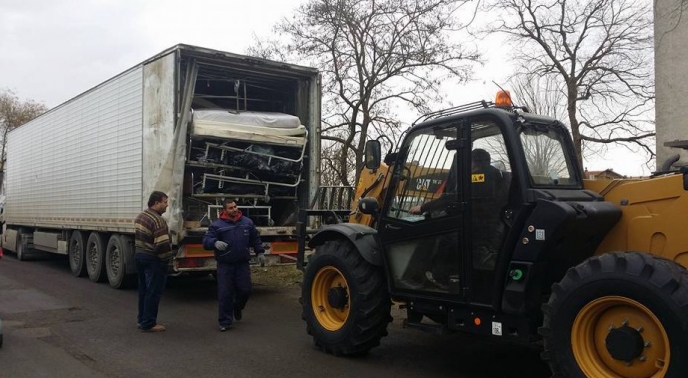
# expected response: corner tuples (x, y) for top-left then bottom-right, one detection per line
(296, 92), (688, 378)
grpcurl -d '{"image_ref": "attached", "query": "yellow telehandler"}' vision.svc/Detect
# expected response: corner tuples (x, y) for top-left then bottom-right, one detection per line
(297, 92), (688, 378)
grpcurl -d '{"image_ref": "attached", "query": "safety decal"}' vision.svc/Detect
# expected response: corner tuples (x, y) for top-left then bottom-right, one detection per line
(471, 173), (485, 183)
(492, 321), (503, 336)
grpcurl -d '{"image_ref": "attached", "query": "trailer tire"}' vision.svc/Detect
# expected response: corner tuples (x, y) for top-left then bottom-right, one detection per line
(68, 231), (86, 277)
(106, 234), (135, 289)
(86, 232), (107, 283)
(301, 239), (391, 356)
(540, 252), (688, 378)
(16, 234), (29, 261)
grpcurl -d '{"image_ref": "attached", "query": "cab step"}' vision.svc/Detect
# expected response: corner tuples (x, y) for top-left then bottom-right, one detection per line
(402, 319), (448, 335)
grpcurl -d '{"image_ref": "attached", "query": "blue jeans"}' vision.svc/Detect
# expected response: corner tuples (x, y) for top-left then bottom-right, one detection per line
(217, 262), (252, 326)
(136, 253), (168, 330)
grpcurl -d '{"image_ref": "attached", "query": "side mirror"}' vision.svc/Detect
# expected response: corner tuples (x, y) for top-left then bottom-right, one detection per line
(364, 140), (381, 170)
(445, 139), (459, 151)
(358, 197), (379, 215)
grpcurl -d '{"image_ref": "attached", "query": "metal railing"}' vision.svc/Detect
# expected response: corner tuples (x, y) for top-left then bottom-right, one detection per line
(296, 185), (356, 270)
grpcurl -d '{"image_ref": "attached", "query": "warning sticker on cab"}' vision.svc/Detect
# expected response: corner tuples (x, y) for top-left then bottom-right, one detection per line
(492, 321), (503, 336)
(471, 173), (485, 183)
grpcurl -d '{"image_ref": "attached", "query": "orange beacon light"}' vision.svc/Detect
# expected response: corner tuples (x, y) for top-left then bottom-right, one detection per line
(495, 90), (512, 107)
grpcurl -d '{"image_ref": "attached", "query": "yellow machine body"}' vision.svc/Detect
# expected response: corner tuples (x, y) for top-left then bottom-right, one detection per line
(584, 175), (688, 267)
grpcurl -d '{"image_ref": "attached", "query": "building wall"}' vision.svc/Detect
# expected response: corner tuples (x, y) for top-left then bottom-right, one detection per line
(655, 0), (688, 167)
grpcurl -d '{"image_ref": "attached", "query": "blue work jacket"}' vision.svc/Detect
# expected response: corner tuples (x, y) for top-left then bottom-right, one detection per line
(203, 213), (264, 263)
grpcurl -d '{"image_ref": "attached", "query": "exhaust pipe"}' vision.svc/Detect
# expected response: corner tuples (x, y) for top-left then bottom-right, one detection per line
(661, 154), (680, 172)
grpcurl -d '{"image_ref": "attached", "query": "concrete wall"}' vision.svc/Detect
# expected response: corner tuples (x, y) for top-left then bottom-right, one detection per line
(655, 0), (688, 168)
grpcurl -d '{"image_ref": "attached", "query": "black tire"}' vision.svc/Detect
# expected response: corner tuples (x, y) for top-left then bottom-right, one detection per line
(68, 231), (86, 277)
(16, 234), (29, 261)
(106, 234), (135, 289)
(301, 239), (392, 356)
(540, 252), (688, 378)
(86, 232), (107, 283)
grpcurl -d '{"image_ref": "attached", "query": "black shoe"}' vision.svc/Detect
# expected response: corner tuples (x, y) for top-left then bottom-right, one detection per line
(219, 325), (231, 332)
(233, 309), (242, 321)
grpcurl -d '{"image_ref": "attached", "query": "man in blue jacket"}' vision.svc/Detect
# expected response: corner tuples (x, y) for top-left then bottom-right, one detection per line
(203, 199), (265, 331)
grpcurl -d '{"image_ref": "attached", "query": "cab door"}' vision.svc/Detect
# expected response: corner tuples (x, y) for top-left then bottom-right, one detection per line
(377, 122), (466, 298)
(377, 116), (515, 306)
(467, 120), (513, 305)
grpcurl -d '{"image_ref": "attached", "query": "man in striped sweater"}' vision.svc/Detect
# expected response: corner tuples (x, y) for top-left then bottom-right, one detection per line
(134, 191), (173, 332)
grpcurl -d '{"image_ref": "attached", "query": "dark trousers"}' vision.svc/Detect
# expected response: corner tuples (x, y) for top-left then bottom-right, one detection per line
(217, 262), (252, 326)
(136, 253), (168, 330)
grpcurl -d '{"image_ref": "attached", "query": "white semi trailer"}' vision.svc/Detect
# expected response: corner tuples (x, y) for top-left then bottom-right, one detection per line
(1, 44), (321, 289)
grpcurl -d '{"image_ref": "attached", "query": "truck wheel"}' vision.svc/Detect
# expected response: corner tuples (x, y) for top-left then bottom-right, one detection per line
(68, 231), (86, 277)
(106, 235), (134, 289)
(301, 239), (391, 356)
(16, 234), (29, 261)
(540, 252), (688, 378)
(86, 232), (106, 282)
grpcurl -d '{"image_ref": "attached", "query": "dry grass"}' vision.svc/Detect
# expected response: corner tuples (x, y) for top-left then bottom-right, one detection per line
(251, 264), (303, 289)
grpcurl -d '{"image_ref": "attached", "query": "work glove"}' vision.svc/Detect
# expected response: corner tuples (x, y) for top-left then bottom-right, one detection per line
(214, 241), (228, 251)
(257, 253), (266, 267)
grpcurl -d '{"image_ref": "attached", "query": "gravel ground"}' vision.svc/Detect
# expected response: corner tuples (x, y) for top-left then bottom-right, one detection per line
(251, 264), (303, 290)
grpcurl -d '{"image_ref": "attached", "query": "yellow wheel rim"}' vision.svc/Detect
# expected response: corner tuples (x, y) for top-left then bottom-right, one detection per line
(572, 296), (670, 378)
(311, 266), (350, 331)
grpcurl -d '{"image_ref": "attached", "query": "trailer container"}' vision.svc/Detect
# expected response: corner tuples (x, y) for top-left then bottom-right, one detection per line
(1, 44), (321, 288)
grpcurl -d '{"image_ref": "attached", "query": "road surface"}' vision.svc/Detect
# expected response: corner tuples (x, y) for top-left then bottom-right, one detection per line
(0, 255), (551, 378)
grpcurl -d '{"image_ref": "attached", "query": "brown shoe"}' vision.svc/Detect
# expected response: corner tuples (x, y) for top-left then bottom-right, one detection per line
(142, 324), (166, 332)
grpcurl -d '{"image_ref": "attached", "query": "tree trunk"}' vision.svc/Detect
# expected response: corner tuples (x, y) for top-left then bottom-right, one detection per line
(566, 82), (583, 169)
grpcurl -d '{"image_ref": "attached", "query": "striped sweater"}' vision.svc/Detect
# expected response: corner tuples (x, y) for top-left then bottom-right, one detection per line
(134, 208), (173, 260)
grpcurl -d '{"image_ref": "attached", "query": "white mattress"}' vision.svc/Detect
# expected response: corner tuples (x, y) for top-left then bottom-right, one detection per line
(191, 110), (307, 146)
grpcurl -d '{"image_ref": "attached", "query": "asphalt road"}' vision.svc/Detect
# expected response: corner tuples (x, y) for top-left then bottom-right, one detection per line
(0, 254), (551, 378)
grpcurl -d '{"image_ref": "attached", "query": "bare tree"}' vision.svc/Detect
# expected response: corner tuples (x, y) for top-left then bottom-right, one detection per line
(248, 0), (479, 186)
(484, 0), (655, 167)
(508, 75), (570, 175)
(0, 89), (47, 171)
(511, 74), (567, 120)
(320, 139), (356, 186)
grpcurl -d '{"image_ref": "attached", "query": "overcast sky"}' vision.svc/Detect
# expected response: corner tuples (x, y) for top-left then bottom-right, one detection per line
(0, 0), (309, 107)
(0, 0), (652, 175)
